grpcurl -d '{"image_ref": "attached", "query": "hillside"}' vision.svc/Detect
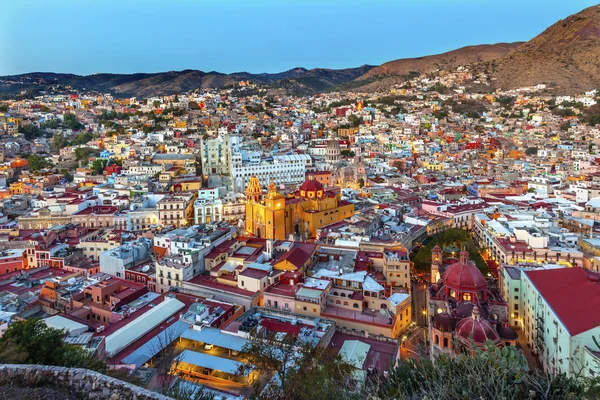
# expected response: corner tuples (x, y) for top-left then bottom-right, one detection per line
(330, 42), (522, 93)
(361, 42), (522, 79)
(0, 66), (374, 97)
(2, 6), (599, 97)
(491, 4), (600, 92)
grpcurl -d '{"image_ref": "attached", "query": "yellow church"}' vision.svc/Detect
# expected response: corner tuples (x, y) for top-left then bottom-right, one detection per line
(245, 174), (354, 240)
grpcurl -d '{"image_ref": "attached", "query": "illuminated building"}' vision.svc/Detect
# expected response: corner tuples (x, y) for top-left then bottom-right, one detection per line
(245, 174), (354, 240)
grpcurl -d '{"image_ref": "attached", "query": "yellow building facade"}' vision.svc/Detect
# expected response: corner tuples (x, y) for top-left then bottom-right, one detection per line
(245, 175), (354, 240)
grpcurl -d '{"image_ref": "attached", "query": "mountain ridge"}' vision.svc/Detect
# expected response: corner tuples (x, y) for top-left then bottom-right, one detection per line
(2, 5), (599, 97)
(0, 66), (375, 97)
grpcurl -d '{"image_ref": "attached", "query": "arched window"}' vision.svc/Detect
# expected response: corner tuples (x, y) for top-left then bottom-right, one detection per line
(463, 293), (472, 302)
(336, 300), (341, 305)
(343, 301), (349, 306)
(341, 293), (346, 297)
(443, 338), (449, 348)
(353, 303), (359, 309)
(435, 335), (439, 346)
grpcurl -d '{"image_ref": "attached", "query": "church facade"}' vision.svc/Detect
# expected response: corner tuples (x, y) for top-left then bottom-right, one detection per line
(245, 174), (354, 240)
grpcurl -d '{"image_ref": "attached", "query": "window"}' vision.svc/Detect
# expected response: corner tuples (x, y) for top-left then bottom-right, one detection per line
(303, 306), (307, 311)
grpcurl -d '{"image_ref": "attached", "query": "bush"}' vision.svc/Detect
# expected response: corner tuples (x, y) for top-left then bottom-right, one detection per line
(0, 319), (106, 373)
(369, 341), (594, 400)
(525, 147), (538, 156)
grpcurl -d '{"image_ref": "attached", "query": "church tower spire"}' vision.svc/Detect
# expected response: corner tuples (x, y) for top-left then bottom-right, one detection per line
(431, 244), (442, 283)
(245, 176), (263, 203)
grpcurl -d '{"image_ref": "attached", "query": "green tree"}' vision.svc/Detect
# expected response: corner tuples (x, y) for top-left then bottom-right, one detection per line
(433, 110), (448, 119)
(51, 133), (71, 151)
(589, 114), (600, 126)
(63, 114), (84, 130)
(72, 131), (94, 146)
(560, 121), (571, 131)
(241, 331), (355, 400)
(60, 169), (74, 182)
(19, 124), (44, 140)
(41, 119), (60, 129)
(431, 82), (449, 94)
(27, 154), (53, 172)
(153, 100), (161, 108)
(91, 159), (108, 175)
(370, 341), (592, 400)
(525, 147), (538, 156)
(348, 114), (362, 127)
(340, 150), (356, 157)
(74, 147), (97, 162)
(0, 319), (106, 373)
(0, 103), (8, 112)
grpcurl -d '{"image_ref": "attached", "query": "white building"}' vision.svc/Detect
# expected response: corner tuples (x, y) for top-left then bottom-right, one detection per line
(502, 267), (600, 377)
(231, 153), (311, 191)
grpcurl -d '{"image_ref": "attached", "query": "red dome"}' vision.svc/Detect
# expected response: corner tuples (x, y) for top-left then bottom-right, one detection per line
(456, 307), (500, 346)
(443, 261), (487, 291)
(433, 312), (455, 332)
(299, 178), (324, 192)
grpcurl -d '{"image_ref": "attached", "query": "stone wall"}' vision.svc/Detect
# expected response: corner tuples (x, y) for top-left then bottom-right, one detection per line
(0, 364), (172, 400)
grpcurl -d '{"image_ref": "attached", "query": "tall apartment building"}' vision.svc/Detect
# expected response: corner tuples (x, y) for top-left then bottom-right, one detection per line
(200, 134), (238, 176)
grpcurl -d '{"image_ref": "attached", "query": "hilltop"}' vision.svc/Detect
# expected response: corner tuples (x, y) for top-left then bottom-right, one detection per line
(491, 4), (600, 92)
(0, 66), (374, 98)
(2, 5), (599, 96)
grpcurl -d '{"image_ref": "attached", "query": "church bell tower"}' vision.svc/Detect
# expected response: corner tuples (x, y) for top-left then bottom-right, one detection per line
(431, 244), (442, 283)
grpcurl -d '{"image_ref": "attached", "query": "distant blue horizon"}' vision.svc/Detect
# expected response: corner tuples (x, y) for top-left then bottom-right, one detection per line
(1, 0), (597, 76)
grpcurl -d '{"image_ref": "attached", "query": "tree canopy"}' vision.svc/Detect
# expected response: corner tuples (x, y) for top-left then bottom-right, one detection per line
(0, 319), (106, 373)
(525, 147), (538, 156)
(27, 154), (53, 172)
(63, 114), (84, 130)
(370, 341), (596, 400)
(19, 124), (44, 140)
(241, 331), (355, 400)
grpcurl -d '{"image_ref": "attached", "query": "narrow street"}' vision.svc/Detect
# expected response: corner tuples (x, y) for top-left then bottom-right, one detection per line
(412, 281), (428, 326)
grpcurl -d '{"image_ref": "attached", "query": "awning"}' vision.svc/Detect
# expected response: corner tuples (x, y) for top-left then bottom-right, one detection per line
(180, 327), (248, 352)
(176, 350), (249, 375)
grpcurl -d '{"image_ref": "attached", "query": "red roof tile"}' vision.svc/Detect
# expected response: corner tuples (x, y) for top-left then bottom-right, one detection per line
(525, 268), (600, 336)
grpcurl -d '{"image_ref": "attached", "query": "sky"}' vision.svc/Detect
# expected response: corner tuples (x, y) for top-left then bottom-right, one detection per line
(1, 0), (598, 76)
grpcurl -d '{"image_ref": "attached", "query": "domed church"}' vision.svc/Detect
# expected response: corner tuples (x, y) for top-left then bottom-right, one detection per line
(427, 245), (517, 358)
(245, 174), (354, 240)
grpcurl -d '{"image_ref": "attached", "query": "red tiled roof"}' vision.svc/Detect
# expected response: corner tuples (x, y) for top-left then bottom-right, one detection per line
(525, 268), (600, 336)
(275, 248), (310, 269)
(239, 268), (268, 279)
